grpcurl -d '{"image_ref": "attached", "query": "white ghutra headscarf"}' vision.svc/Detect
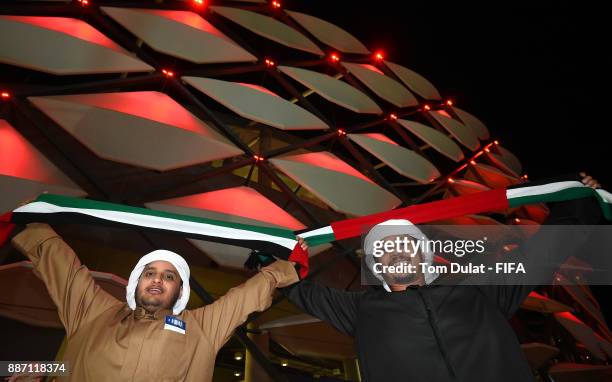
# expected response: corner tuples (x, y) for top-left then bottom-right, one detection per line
(363, 219), (439, 291)
(126, 250), (191, 315)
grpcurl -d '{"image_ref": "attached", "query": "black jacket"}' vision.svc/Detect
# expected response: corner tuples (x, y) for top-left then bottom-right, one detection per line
(282, 176), (603, 382)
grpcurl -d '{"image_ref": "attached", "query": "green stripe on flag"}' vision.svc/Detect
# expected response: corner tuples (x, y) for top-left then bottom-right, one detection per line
(594, 192), (612, 221)
(509, 186), (612, 220)
(303, 233), (336, 247)
(508, 187), (594, 208)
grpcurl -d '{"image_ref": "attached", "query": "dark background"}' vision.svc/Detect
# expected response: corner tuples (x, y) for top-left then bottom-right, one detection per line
(288, 0), (610, 320)
(0, 0), (609, 367)
(290, 0), (608, 183)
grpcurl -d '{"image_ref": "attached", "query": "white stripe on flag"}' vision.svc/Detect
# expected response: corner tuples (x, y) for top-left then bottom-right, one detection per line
(506, 181), (584, 200)
(15, 202), (297, 250)
(299, 225), (333, 239)
(596, 189), (612, 204)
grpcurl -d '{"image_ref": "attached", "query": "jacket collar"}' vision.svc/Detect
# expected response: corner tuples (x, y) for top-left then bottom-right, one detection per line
(133, 306), (173, 321)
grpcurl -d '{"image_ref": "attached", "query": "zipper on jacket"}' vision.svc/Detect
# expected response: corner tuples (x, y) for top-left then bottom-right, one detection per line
(416, 289), (457, 379)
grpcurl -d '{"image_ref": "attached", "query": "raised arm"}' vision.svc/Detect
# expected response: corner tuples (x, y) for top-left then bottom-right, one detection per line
(193, 259), (299, 352)
(279, 237), (361, 336)
(477, 172), (604, 317)
(280, 280), (361, 337)
(11, 223), (122, 336)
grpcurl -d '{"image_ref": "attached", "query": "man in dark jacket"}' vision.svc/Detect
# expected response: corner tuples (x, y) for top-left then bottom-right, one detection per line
(283, 172), (604, 381)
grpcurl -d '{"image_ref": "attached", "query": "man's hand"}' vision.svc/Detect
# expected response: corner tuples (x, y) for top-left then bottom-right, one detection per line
(286, 236), (309, 279)
(579, 172), (601, 189)
(6, 193), (49, 238)
(297, 236), (309, 253)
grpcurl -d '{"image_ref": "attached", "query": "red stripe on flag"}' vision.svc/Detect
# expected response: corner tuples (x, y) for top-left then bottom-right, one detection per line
(0, 211), (12, 223)
(0, 212), (16, 248)
(288, 243), (309, 279)
(330, 188), (509, 240)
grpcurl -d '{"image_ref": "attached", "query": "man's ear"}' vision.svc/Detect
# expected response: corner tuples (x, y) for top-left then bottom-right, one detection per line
(179, 285), (183, 299)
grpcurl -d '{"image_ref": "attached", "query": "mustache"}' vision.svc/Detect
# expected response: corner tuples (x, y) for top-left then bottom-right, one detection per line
(388, 254), (414, 264)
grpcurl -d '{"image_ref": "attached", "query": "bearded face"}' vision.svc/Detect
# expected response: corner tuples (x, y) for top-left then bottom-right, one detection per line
(135, 260), (182, 314)
(376, 234), (424, 286)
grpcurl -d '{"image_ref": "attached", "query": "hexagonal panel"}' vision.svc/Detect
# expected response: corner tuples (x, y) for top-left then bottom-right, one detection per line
(28, 92), (243, 171)
(278, 66), (382, 114)
(270, 152), (401, 216)
(210, 6), (324, 56)
(342, 62), (418, 108)
(183, 76), (329, 130)
(102, 7), (257, 64)
(397, 119), (465, 162)
(384, 61), (441, 100)
(286, 10), (370, 54)
(0, 16), (152, 75)
(428, 110), (480, 151)
(0, 119), (85, 213)
(348, 133), (440, 183)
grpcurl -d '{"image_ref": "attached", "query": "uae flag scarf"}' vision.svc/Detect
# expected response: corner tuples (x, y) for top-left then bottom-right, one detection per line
(1, 179), (611, 278)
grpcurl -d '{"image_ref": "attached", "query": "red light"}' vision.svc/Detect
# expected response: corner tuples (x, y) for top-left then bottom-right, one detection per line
(514, 218), (521, 223)
(484, 148), (490, 153)
(329, 53), (340, 63)
(423, 104), (431, 111)
(77, 0), (89, 5)
(470, 160), (476, 165)
(446, 100), (453, 106)
(162, 69), (174, 77)
(253, 155), (264, 162)
(271, 1), (281, 9)
(1, 92), (9, 100)
(389, 113), (398, 120)
(522, 174), (528, 180)
(494, 140), (499, 145)
(447, 177), (455, 183)
(193, 0), (205, 5)
(374, 51), (384, 61)
(264, 59), (275, 67)
(337, 129), (346, 136)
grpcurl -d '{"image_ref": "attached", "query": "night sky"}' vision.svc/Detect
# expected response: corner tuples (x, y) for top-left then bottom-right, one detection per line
(288, 0), (610, 320)
(290, 1), (608, 184)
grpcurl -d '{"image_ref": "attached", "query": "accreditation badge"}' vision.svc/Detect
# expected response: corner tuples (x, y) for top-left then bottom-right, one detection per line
(164, 316), (186, 335)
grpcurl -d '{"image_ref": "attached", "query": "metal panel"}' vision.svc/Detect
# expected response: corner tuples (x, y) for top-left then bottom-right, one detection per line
(0, 16), (153, 75)
(183, 76), (329, 130)
(210, 6), (323, 56)
(29, 92), (243, 171)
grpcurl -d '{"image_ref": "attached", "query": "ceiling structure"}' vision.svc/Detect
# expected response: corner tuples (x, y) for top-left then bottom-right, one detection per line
(1, 1), (609, 381)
